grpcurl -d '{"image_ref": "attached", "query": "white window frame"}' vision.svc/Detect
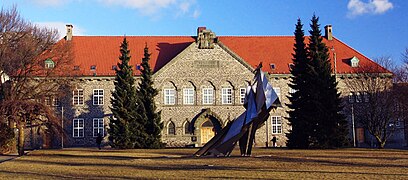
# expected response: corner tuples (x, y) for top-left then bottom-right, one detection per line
(355, 92), (362, 103)
(164, 88), (176, 105)
(45, 96), (52, 106)
(202, 88), (214, 105)
(93, 89), (104, 105)
(73, 89), (84, 106)
(73, 118), (84, 138)
(271, 116), (282, 134)
(52, 97), (60, 106)
(183, 88), (194, 105)
(239, 88), (246, 104)
(93, 118), (104, 137)
(221, 87), (233, 105)
(348, 92), (355, 103)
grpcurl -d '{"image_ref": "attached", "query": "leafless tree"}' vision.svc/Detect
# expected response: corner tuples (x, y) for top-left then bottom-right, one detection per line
(0, 6), (72, 156)
(345, 64), (397, 149)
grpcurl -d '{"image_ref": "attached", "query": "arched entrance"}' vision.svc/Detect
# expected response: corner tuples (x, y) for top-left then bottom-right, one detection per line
(190, 108), (223, 146)
(200, 120), (215, 144)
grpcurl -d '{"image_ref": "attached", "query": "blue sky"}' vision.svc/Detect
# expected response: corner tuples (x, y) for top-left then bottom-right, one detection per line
(1, 0), (407, 65)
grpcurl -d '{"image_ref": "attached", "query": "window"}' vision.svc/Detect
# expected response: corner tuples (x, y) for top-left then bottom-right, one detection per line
(73, 89), (84, 105)
(202, 88), (214, 105)
(164, 88), (176, 105)
(363, 92), (369, 103)
(271, 116), (282, 134)
(183, 88), (194, 105)
(73, 119), (84, 137)
(168, 121), (176, 135)
(221, 88), (232, 104)
(73, 66), (80, 70)
(112, 65), (117, 70)
(44, 59), (55, 69)
(348, 92), (355, 103)
(52, 97), (60, 106)
(93, 89), (104, 105)
(239, 88), (246, 104)
(355, 92), (362, 103)
(288, 63), (294, 69)
(45, 96), (52, 106)
(270, 63), (275, 70)
(90, 65), (96, 70)
(184, 121), (192, 135)
(46, 96), (60, 106)
(93, 118), (104, 137)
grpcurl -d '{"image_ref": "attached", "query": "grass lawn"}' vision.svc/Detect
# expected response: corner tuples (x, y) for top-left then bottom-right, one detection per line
(0, 147), (407, 179)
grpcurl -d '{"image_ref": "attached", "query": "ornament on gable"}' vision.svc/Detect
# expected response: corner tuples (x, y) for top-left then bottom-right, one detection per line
(197, 27), (217, 49)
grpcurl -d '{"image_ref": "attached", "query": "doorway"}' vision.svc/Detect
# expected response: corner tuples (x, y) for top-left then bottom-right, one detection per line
(200, 120), (215, 144)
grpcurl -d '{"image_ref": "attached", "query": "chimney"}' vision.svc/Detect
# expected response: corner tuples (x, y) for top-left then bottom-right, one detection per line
(197, 27), (206, 36)
(66, 24), (73, 41)
(324, 25), (333, 41)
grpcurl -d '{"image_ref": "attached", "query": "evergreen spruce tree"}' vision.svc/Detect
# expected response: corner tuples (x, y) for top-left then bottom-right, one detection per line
(109, 37), (148, 149)
(137, 44), (163, 149)
(307, 15), (348, 148)
(286, 19), (313, 148)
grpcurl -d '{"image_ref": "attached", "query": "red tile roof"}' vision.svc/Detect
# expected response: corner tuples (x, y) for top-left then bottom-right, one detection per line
(70, 36), (194, 76)
(65, 35), (388, 76)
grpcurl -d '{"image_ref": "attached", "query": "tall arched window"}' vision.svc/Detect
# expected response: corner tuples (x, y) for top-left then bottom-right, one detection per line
(168, 121), (176, 135)
(184, 121), (192, 135)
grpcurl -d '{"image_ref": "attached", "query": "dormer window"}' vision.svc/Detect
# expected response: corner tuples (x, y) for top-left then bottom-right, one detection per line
(74, 66), (80, 70)
(90, 65), (96, 70)
(350, 56), (360, 68)
(44, 59), (55, 69)
(112, 65), (117, 70)
(288, 63), (294, 69)
(270, 63), (276, 70)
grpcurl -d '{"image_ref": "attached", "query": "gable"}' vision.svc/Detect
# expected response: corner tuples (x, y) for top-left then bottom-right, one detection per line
(153, 41), (255, 89)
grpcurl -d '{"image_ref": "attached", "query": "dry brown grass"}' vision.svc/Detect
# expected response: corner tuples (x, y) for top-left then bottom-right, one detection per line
(0, 148), (407, 179)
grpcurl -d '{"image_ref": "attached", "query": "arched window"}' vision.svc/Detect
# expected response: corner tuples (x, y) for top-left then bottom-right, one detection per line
(168, 121), (176, 135)
(184, 121), (192, 135)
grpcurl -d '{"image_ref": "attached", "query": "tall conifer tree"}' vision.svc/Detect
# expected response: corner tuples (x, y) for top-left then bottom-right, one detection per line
(137, 44), (163, 149)
(286, 19), (313, 148)
(307, 15), (348, 148)
(109, 38), (147, 148)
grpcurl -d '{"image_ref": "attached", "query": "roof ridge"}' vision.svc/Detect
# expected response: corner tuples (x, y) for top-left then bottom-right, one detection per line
(73, 35), (194, 37)
(219, 35), (294, 37)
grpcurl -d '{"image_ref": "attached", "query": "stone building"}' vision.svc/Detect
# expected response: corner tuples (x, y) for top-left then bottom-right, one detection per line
(43, 25), (396, 148)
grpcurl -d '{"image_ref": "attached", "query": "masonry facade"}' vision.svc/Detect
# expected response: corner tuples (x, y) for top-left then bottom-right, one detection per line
(31, 25), (404, 149)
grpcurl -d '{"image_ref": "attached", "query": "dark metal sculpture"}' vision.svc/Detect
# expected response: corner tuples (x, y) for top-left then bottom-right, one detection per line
(195, 64), (281, 157)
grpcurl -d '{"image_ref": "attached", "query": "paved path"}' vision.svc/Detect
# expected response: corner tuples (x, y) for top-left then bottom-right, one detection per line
(0, 154), (18, 163)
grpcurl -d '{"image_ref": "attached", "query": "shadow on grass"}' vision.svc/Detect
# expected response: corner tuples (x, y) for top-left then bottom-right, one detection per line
(254, 155), (408, 169)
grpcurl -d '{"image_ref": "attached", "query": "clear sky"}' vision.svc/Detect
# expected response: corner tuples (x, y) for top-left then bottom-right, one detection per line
(1, 0), (408, 65)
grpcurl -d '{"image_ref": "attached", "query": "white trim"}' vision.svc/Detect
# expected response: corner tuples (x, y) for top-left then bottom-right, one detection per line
(93, 118), (104, 137)
(271, 116), (282, 134)
(93, 89), (104, 105)
(164, 88), (176, 105)
(202, 88), (214, 105)
(73, 118), (84, 138)
(73, 89), (84, 106)
(239, 88), (246, 104)
(221, 87), (233, 104)
(183, 88), (194, 105)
